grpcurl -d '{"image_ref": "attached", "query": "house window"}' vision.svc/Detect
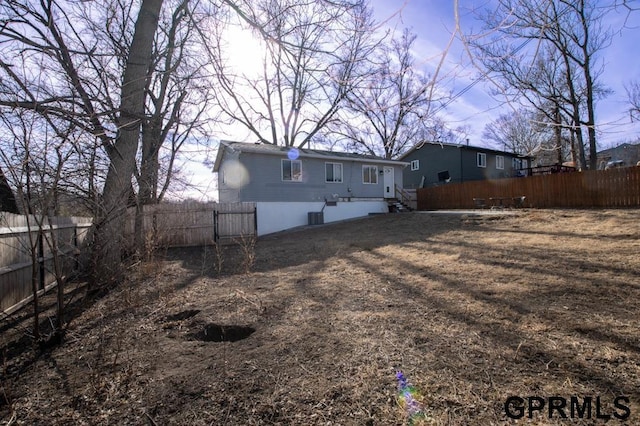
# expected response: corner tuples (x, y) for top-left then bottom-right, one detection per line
(512, 158), (521, 169)
(362, 165), (378, 184)
(282, 159), (302, 182)
(411, 160), (420, 171)
(522, 159), (529, 169)
(496, 155), (504, 170)
(477, 152), (487, 168)
(325, 162), (343, 183)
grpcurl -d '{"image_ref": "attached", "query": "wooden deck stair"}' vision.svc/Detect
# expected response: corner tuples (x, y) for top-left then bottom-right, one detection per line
(388, 185), (417, 212)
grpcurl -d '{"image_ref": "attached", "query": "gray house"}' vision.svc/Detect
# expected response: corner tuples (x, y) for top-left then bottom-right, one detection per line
(399, 141), (532, 189)
(596, 142), (640, 169)
(214, 141), (408, 235)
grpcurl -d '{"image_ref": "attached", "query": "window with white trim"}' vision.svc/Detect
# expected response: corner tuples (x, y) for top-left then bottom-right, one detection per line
(477, 152), (487, 168)
(496, 155), (504, 170)
(362, 165), (378, 184)
(410, 160), (420, 171)
(522, 159), (529, 169)
(325, 162), (343, 183)
(282, 159), (302, 181)
(512, 158), (522, 170)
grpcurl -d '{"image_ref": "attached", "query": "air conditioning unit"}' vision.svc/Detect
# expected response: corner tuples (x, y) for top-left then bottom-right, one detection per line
(308, 212), (324, 225)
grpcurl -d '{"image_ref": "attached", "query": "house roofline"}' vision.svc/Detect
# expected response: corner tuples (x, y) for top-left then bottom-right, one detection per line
(214, 140), (409, 171)
(213, 140), (233, 172)
(399, 140), (534, 160)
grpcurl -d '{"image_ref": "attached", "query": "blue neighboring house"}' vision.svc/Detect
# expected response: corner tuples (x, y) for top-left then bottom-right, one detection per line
(214, 141), (408, 235)
(399, 141), (533, 189)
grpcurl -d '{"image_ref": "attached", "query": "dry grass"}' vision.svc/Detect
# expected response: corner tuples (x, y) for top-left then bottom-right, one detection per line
(1, 209), (640, 425)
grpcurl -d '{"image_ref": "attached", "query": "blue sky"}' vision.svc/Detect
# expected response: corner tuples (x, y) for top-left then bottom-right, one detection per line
(369, 0), (640, 149)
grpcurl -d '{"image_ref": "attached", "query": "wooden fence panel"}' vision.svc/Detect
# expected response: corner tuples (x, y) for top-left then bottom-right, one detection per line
(417, 167), (640, 210)
(2, 203), (257, 314)
(214, 202), (257, 243)
(0, 213), (92, 314)
(125, 202), (257, 249)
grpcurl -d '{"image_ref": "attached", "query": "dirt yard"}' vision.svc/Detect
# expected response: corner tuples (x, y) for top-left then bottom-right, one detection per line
(1, 209), (640, 425)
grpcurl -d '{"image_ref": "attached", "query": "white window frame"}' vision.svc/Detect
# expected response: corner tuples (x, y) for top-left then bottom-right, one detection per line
(522, 159), (529, 169)
(281, 159), (302, 182)
(410, 160), (420, 171)
(512, 158), (521, 170)
(362, 165), (378, 184)
(477, 152), (487, 168)
(325, 162), (343, 183)
(496, 155), (504, 170)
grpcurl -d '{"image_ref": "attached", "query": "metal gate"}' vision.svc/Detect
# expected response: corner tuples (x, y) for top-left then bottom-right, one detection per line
(213, 205), (257, 244)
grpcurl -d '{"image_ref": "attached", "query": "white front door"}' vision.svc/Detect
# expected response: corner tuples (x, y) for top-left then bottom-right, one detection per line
(383, 166), (394, 198)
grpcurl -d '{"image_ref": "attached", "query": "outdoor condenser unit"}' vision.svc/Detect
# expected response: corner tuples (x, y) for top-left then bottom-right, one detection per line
(308, 211), (324, 225)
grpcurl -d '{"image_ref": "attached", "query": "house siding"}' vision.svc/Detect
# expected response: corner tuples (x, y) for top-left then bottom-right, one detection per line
(596, 142), (640, 169)
(229, 151), (403, 202)
(217, 149), (241, 202)
(402, 143), (525, 189)
(215, 142), (409, 234)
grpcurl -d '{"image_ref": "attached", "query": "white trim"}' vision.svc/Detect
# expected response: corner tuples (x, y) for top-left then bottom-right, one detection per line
(281, 159), (302, 182)
(477, 152), (487, 168)
(496, 155), (504, 170)
(362, 165), (378, 184)
(410, 159), (420, 171)
(325, 162), (343, 183)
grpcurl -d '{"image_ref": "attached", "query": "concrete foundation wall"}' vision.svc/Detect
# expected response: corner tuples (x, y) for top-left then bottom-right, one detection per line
(256, 200), (388, 236)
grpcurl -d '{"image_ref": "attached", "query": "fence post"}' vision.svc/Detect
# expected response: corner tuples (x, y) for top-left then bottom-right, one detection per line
(38, 228), (45, 291)
(253, 206), (258, 237)
(213, 210), (219, 243)
(73, 226), (79, 271)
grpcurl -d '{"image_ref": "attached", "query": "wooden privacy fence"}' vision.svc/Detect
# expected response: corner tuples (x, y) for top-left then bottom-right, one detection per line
(0, 213), (92, 314)
(125, 201), (257, 249)
(417, 166), (640, 210)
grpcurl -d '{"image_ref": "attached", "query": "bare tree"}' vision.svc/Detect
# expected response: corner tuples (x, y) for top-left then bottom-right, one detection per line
(132, 0), (216, 256)
(138, 0), (213, 206)
(90, 0), (163, 286)
(626, 80), (640, 122)
(335, 29), (439, 159)
(0, 0), (225, 286)
(465, 0), (614, 169)
(422, 116), (470, 146)
(0, 107), (81, 342)
(482, 108), (565, 164)
(204, 0), (377, 148)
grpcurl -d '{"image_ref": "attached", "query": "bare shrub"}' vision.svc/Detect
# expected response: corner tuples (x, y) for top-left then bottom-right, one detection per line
(213, 241), (224, 275)
(135, 227), (168, 279)
(234, 234), (257, 274)
(1, 350), (15, 422)
(199, 241), (225, 276)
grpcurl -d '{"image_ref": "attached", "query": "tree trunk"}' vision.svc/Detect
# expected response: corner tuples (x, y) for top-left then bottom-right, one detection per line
(584, 62), (598, 170)
(91, 0), (164, 288)
(569, 128), (579, 170)
(554, 104), (563, 165)
(134, 122), (162, 256)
